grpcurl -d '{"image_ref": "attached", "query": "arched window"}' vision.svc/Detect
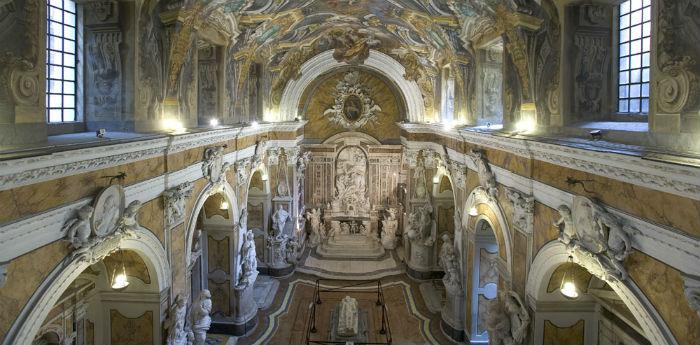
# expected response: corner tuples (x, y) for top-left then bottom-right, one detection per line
(617, 0), (652, 114)
(46, 0), (78, 123)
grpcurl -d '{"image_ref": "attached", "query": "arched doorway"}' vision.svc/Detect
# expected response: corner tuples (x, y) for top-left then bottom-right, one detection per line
(245, 168), (270, 271)
(469, 219), (500, 343)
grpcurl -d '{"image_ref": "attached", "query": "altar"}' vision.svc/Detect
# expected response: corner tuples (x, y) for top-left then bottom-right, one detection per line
(315, 144), (385, 259)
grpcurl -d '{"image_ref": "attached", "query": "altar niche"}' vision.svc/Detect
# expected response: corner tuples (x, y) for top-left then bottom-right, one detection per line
(304, 132), (402, 259)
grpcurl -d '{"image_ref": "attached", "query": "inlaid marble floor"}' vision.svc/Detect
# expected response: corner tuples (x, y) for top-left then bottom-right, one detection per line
(296, 247), (404, 279)
(230, 273), (458, 345)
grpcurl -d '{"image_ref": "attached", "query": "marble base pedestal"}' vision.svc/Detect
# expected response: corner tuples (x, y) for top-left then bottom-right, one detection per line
(405, 240), (437, 279)
(267, 237), (294, 277)
(317, 234), (385, 259)
(440, 289), (465, 342)
(210, 282), (258, 336)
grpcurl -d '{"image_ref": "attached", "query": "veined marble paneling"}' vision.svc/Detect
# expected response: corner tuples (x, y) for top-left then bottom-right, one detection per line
(533, 160), (700, 238)
(170, 224), (187, 298)
(204, 193), (230, 219)
(103, 250), (151, 285)
(543, 319), (585, 345)
(109, 310), (153, 345)
(472, 204), (506, 262)
(0, 156), (165, 224)
(533, 202), (560, 255)
(0, 241), (70, 341)
(512, 230), (528, 297)
(303, 69), (403, 142)
(138, 197), (165, 245)
(626, 251), (700, 345)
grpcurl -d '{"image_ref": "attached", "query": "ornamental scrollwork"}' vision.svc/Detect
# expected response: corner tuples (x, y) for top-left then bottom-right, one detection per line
(323, 72), (382, 130)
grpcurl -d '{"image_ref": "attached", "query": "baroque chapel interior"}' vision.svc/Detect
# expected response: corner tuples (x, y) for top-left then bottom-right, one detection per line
(0, 0), (699, 345)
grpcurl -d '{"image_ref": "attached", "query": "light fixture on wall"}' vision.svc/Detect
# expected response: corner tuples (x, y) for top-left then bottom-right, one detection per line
(560, 255), (580, 299)
(220, 198), (229, 211)
(251, 120), (259, 129)
(210, 118), (219, 127)
(110, 249), (130, 291)
(433, 175), (440, 184)
(261, 172), (269, 181)
(468, 206), (478, 217)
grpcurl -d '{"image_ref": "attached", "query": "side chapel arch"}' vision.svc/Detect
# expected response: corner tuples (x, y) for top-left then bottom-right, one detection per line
(526, 241), (678, 345)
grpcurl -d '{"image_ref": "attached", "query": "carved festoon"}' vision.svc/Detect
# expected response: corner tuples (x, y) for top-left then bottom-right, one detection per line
(505, 187), (534, 234)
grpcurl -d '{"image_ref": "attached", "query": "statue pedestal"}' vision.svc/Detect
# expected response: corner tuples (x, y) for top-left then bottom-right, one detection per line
(210, 284), (258, 336)
(405, 240), (439, 280)
(266, 236), (294, 277)
(317, 234), (384, 259)
(441, 288), (465, 342)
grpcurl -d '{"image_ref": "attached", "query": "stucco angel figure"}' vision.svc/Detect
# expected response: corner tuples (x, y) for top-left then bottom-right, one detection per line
(187, 290), (212, 345)
(272, 205), (290, 239)
(165, 295), (188, 345)
(63, 205), (95, 249)
(406, 205), (434, 246)
(121, 200), (143, 231)
(553, 205), (575, 245)
(306, 208), (323, 246)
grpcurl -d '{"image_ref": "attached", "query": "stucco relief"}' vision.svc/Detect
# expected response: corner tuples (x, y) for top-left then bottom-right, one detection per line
(323, 72), (382, 130)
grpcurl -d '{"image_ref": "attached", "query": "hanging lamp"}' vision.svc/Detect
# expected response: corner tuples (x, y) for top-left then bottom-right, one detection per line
(111, 249), (130, 291)
(559, 255), (579, 299)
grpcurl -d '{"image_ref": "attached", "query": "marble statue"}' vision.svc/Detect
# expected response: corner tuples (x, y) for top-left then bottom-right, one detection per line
(485, 290), (530, 345)
(163, 182), (194, 227)
(285, 237), (300, 264)
(272, 205), (291, 239)
(413, 159), (428, 199)
(165, 295), (188, 345)
(505, 188), (534, 233)
(328, 222), (341, 239)
(439, 233), (461, 293)
(238, 229), (258, 288)
(338, 296), (359, 337)
(63, 205), (95, 249)
(332, 146), (368, 214)
(202, 146), (230, 184)
(381, 208), (398, 249)
(188, 290), (212, 345)
(306, 208), (323, 246)
(406, 204), (434, 246)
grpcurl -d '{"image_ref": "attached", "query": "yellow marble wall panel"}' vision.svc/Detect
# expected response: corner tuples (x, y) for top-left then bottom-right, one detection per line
(533, 160), (700, 237)
(543, 319), (584, 345)
(626, 251), (700, 345)
(0, 190), (21, 223)
(533, 202), (560, 254)
(137, 197), (165, 245)
(303, 69), (402, 142)
(170, 224), (187, 298)
(207, 235), (230, 273)
(109, 310), (153, 345)
(167, 146), (206, 173)
(203, 193), (230, 219)
(475, 204), (507, 262)
(209, 280), (230, 317)
(0, 241), (70, 340)
(1, 156), (165, 224)
(512, 230), (528, 296)
(86, 319), (94, 345)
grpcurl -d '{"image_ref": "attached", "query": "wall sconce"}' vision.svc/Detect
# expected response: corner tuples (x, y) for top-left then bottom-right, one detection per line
(210, 118), (219, 127)
(261, 172), (269, 181)
(251, 120), (259, 129)
(468, 206), (478, 217)
(110, 249), (130, 291)
(560, 255), (579, 299)
(163, 118), (186, 134)
(433, 175), (440, 184)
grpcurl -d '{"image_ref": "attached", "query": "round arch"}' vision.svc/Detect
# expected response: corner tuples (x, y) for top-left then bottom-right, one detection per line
(184, 180), (239, 268)
(461, 186), (513, 274)
(278, 50), (426, 122)
(526, 241), (678, 345)
(4, 226), (170, 345)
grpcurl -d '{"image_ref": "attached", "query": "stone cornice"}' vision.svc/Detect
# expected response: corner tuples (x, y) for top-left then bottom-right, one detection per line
(399, 123), (700, 201)
(0, 122), (305, 192)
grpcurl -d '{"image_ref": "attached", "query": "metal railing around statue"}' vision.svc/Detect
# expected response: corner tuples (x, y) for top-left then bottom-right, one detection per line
(305, 279), (393, 345)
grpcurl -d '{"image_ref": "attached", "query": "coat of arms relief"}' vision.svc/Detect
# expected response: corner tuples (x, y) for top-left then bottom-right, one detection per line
(323, 71), (382, 130)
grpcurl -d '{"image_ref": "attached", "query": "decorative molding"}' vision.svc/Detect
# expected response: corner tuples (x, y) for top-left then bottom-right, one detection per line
(682, 273), (700, 318)
(505, 187), (534, 234)
(400, 124), (700, 201)
(0, 123), (304, 192)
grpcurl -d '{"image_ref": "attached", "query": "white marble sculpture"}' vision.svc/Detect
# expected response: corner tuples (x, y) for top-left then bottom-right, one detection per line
(202, 146), (229, 184)
(505, 187), (534, 233)
(285, 237), (300, 264)
(121, 200), (143, 231)
(439, 233), (461, 293)
(306, 208), (323, 247)
(556, 196), (634, 281)
(165, 295), (188, 345)
(272, 205), (291, 239)
(327, 221), (341, 240)
(470, 149), (498, 199)
(332, 146), (368, 214)
(406, 204), (434, 246)
(238, 229), (258, 288)
(163, 182), (194, 228)
(338, 296), (359, 337)
(413, 157), (428, 199)
(381, 208), (398, 249)
(188, 290), (212, 345)
(485, 290), (530, 345)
